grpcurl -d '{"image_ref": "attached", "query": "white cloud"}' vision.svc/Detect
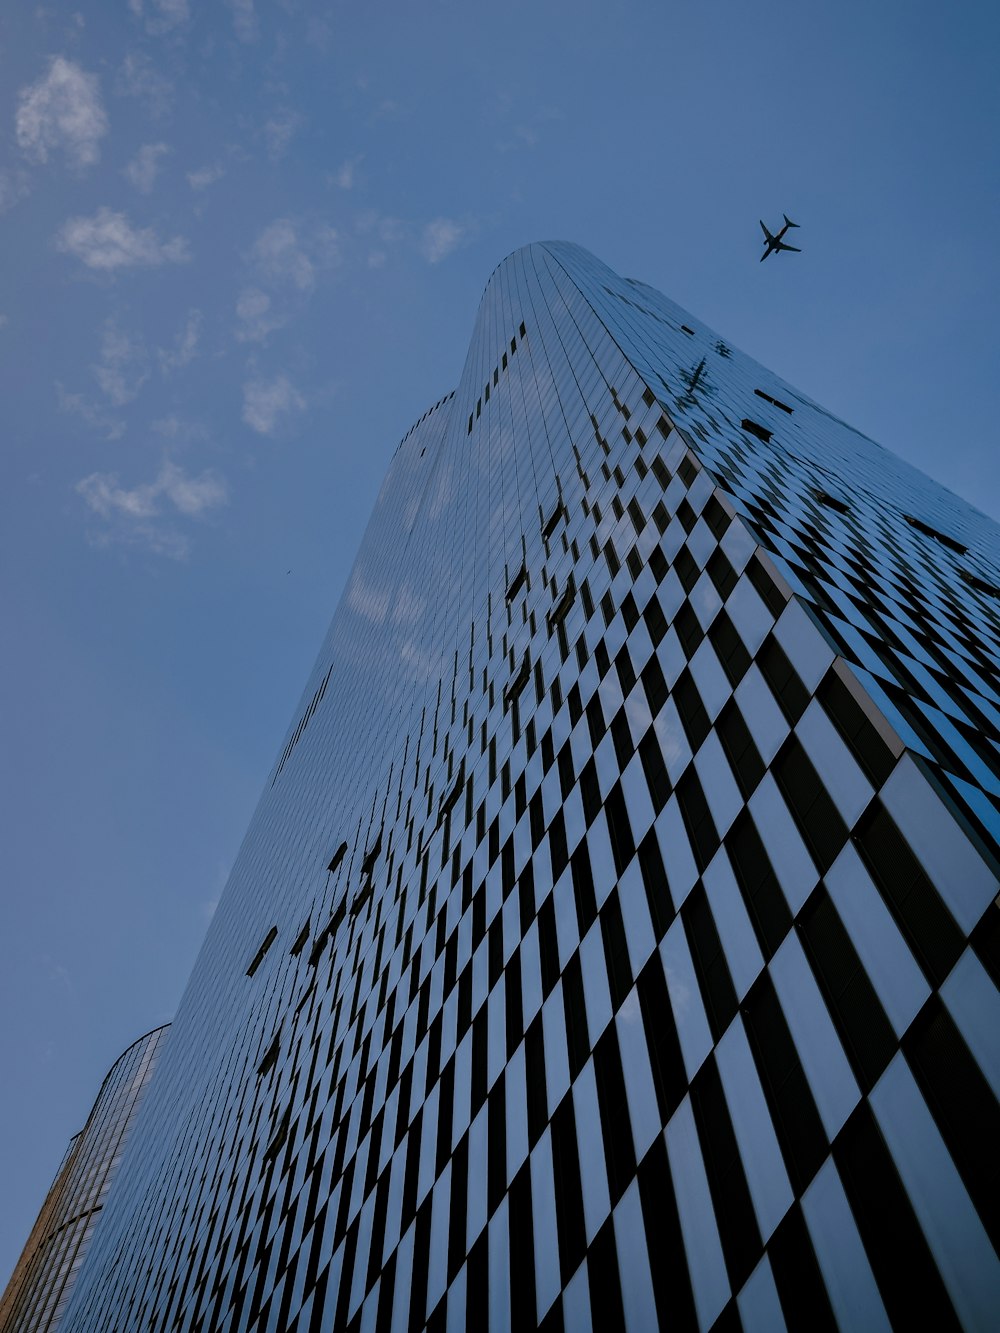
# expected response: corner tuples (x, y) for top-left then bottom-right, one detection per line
(420, 217), (465, 264)
(78, 470), (158, 519)
(226, 0), (258, 42)
(263, 108), (303, 161)
(17, 57), (108, 170)
(93, 322), (149, 405)
(124, 142), (170, 194)
(187, 163), (225, 190)
(250, 218), (338, 292)
(235, 287), (284, 343)
(56, 208), (190, 270)
(158, 309), (202, 373)
(77, 460), (227, 558)
(331, 155), (362, 190)
(0, 169), (31, 214)
(356, 210), (406, 245)
(355, 210), (468, 265)
(156, 461), (228, 515)
(87, 521), (192, 559)
(242, 374), (305, 435)
(128, 0), (190, 35)
(116, 53), (173, 117)
(57, 384), (125, 440)
(150, 416), (210, 441)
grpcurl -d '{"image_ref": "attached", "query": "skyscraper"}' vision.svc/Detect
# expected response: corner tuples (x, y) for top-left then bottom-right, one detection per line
(1, 1025), (169, 1333)
(63, 243), (1000, 1331)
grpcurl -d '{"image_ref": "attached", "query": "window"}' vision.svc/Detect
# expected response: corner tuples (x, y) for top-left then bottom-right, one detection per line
(814, 489), (850, 515)
(541, 500), (564, 540)
(504, 653), (531, 706)
(753, 388), (793, 414)
(740, 418), (773, 443)
(548, 581), (576, 630)
(349, 881), (374, 920)
(257, 1032), (281, 1077)
(246, 926), (278, 977)
(903, 514), (967, 555)
(360, 833), (382, 879)
(960, 569), (1000, 598)
(309, 902), (346, 965)
(327, 842), (347, 875)
(772, 736), (847, 873)
(505, 563), (527, 602)
(263, 1108), (290, 1165)
(438, 761), (466, 822)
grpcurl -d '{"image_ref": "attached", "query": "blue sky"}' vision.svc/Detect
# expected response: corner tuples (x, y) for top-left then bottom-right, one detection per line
(1, 0), (998, 1282)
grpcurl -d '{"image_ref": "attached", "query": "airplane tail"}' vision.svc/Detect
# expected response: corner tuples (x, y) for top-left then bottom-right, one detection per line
(783, 214), (799, 228)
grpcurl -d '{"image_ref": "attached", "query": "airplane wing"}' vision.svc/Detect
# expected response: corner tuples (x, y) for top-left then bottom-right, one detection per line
(759, 220), (774, 241)
(776, 241), (801, 253)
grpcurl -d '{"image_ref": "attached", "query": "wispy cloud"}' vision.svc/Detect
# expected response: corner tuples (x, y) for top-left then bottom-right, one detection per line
(158, 309), (202, 373)
(420, 217), (466, 264)
(235, 287), (284, 343)
(116, 52), (173, 118)
(249, 218), (339, 292)
(331, 155), (363, 190)
(242, 373), (305, 435)
(77, 460), (228, 558)
(232, 219), (342, 347)
(17, 57), (108, 170)
(128, 0), (189, 35)
(187, 163), (225, 191)
(150, 415), (210, 442)
(0, 169), (30, 214)
(356, 211), (406, 245)
(355, 211), (470, 266)
(124, 142), (170, 194)
(495, 104), (564, 153)
(226, 0), (258, 42)
(41, 954), (76, 1000)
(57, 385), (125, 440)
(56, 207), (190, 271)
(93, 322), (149, 405)
(263, 108), (303, 161)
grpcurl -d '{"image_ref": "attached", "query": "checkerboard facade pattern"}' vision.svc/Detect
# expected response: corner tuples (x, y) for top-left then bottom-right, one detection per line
(63, 244), (1000, 1332)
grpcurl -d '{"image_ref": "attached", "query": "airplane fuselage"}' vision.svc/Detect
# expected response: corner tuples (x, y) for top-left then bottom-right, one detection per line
(759, 214), (801, 261)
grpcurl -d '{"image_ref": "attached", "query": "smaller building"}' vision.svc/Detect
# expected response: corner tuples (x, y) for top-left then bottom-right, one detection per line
(0, 1025), (169, 1333)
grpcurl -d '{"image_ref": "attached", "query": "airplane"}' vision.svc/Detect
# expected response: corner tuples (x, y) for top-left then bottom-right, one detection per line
(759, 214), (801, 262)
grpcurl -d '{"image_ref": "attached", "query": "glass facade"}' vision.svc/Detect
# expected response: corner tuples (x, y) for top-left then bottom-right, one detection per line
(1, 1025), (168, 1333)
(62, 243), (1000, 1331)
